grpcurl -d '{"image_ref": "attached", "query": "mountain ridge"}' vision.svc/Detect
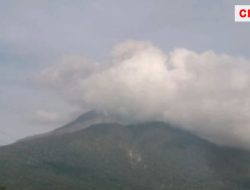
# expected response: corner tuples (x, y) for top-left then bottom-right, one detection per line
(1, 116), (250, 189)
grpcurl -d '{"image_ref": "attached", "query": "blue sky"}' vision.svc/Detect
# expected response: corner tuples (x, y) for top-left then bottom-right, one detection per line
(0, 0), (250, 144)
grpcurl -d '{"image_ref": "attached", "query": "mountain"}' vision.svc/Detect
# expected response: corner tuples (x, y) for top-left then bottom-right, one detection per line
(21, 110), (116, 141)
(1, 113), (250, 190)
(52, 110), (116, 135)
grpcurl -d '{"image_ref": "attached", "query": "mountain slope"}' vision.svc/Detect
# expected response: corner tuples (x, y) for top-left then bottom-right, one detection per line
(21, 111), (115, 141)
(1, 122), (250, 190)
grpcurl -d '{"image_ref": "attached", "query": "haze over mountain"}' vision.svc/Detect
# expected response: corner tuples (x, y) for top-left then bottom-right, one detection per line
(1, 0), (250, 152)
(1, 1), (250, 189)
(1, 111), (250, 190)
(40, 41), (250, 150)
(22, 111), (117, 141)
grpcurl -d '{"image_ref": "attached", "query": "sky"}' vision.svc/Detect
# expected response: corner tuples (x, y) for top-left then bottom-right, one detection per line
(0, 0), (250, 146)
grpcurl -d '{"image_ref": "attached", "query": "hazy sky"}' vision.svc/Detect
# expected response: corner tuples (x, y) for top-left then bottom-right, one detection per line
(0, 0), (250, 145)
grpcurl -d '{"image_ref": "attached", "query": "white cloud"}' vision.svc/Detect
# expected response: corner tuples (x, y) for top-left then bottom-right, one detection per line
(30, 106), (85, 126)
(35, 110), (62, 124)
(40, 40), (250, 149)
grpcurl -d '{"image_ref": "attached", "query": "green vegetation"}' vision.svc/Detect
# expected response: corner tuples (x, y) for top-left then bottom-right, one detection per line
(0, 122), (250, 190)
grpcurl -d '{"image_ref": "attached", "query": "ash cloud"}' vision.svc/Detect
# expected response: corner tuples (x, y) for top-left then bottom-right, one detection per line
(40, 41), (250, 149)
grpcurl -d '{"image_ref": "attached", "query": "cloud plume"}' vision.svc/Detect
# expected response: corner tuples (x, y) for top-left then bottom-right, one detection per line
(40, 41), (250, 149)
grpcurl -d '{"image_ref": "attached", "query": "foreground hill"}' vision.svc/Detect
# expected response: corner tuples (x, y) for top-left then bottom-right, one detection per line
(1, 120), (250, 189)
